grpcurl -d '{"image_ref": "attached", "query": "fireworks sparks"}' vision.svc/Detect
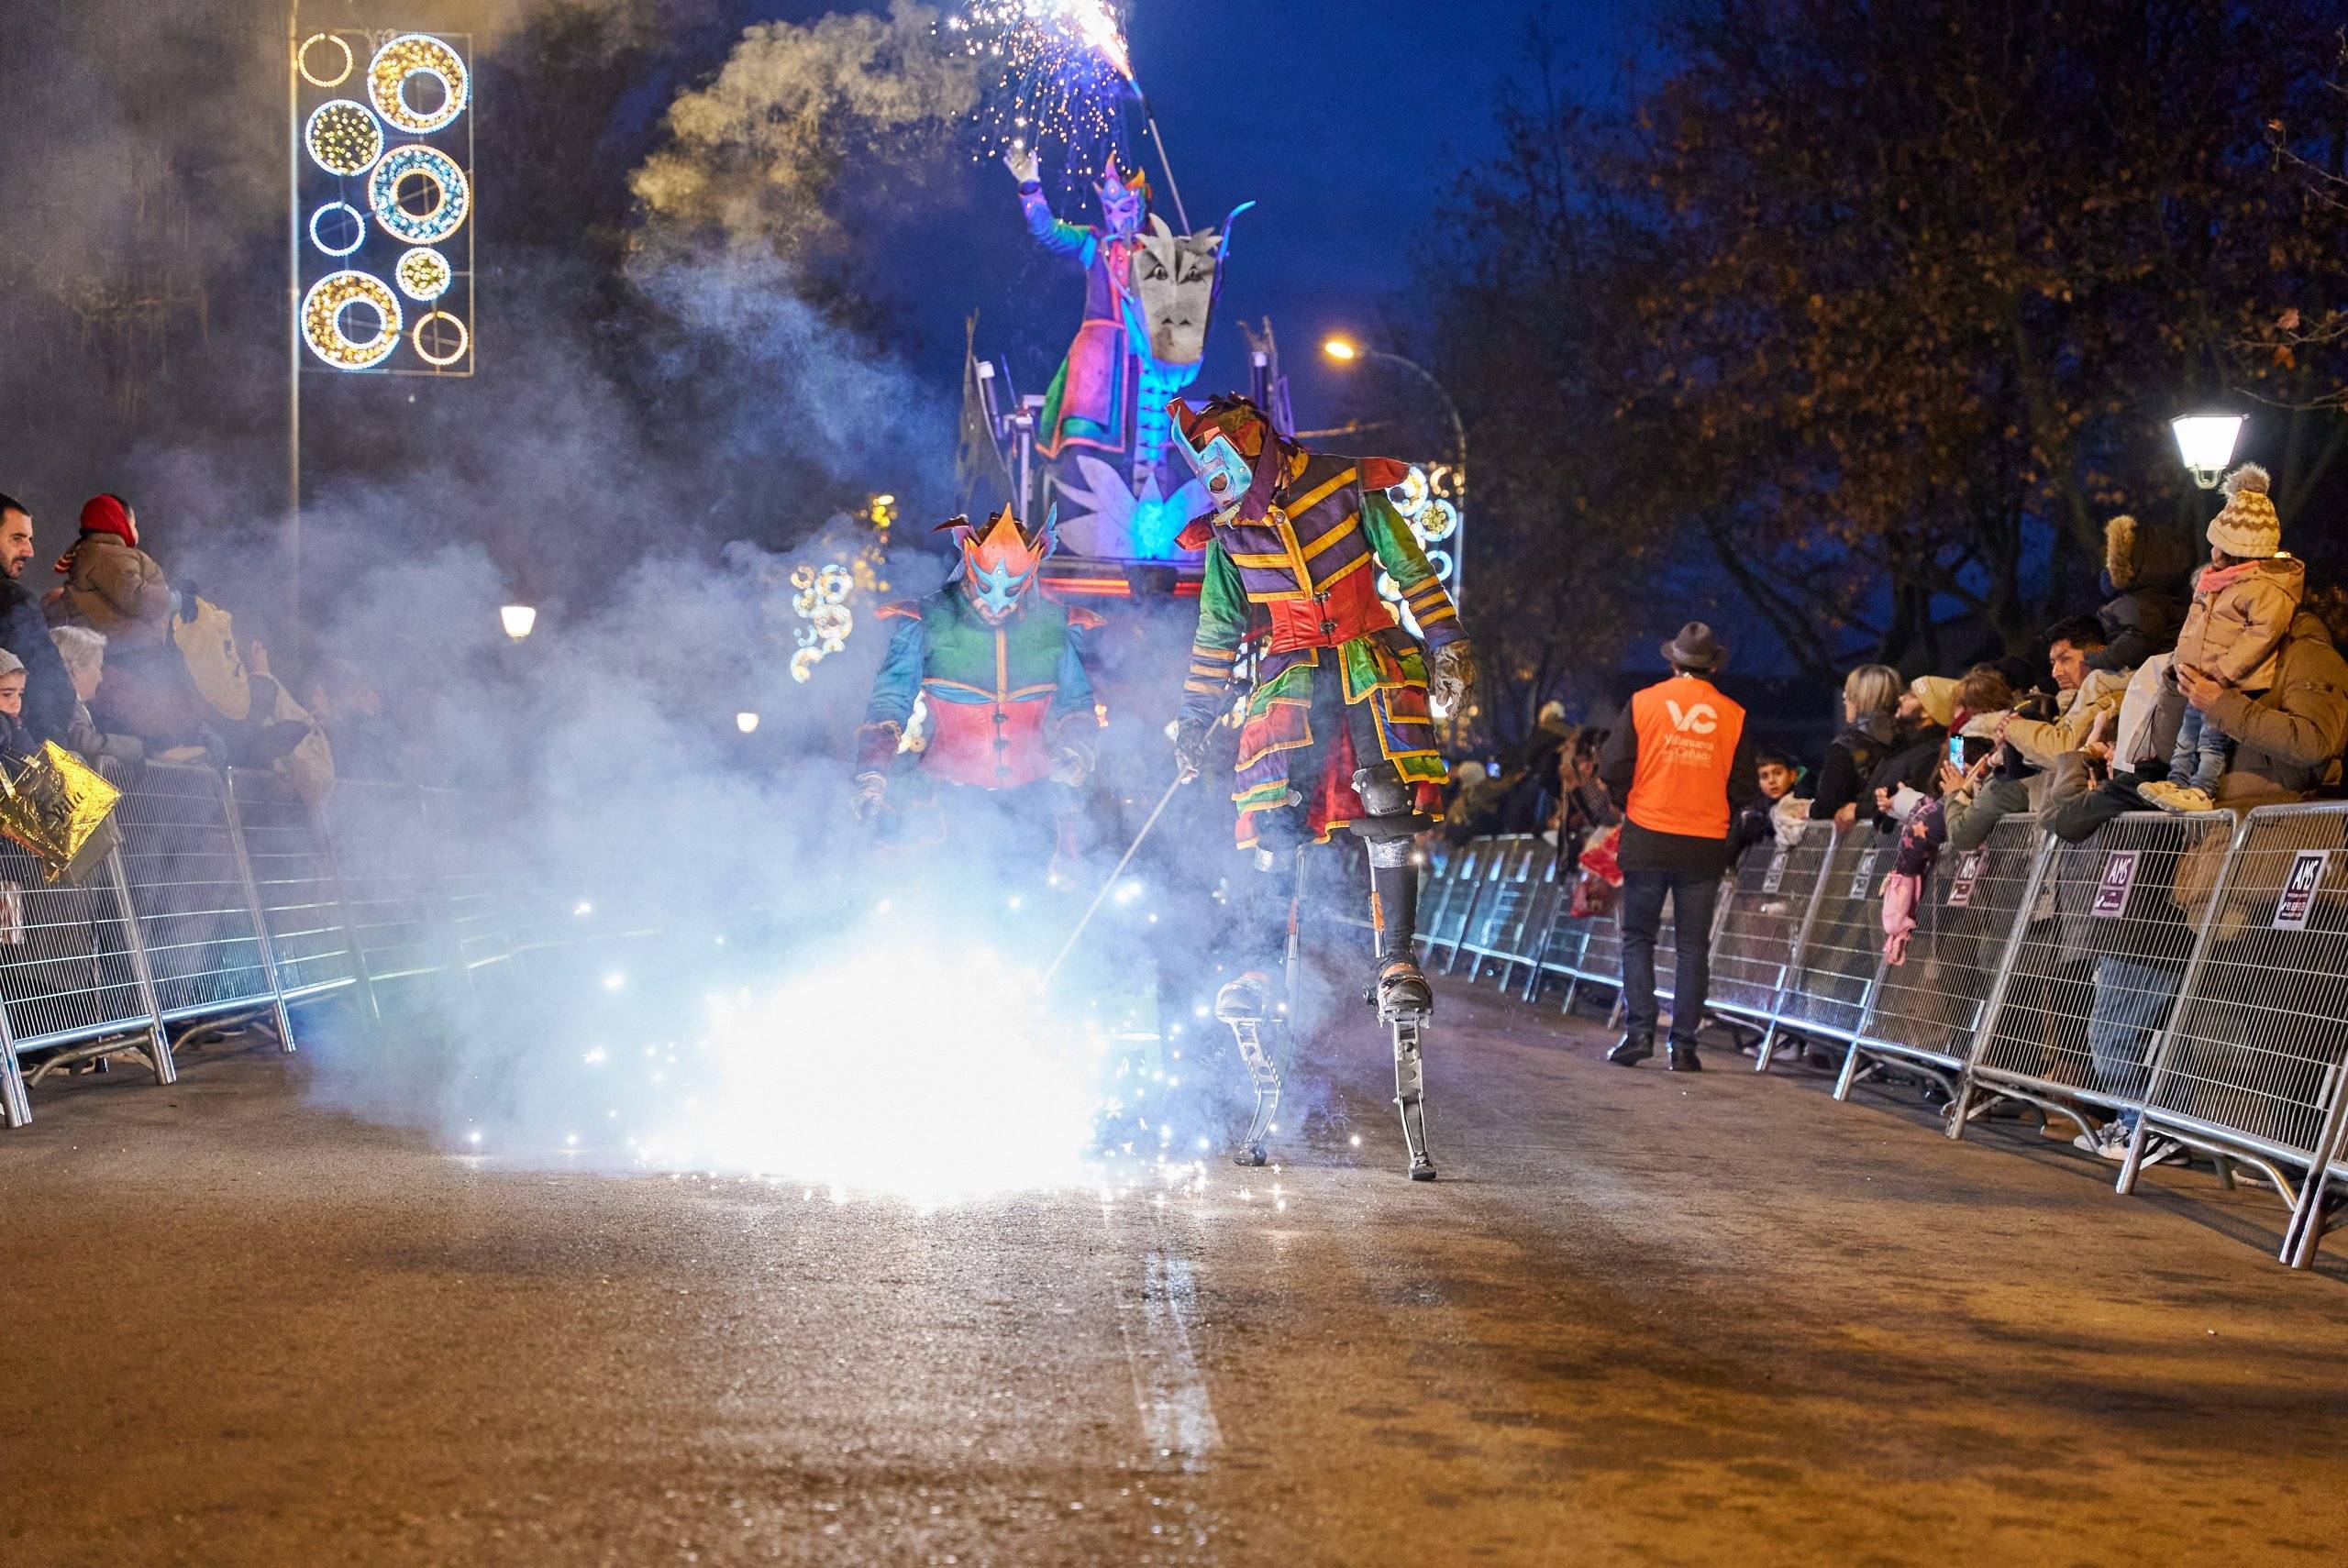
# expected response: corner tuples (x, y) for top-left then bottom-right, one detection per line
(949, 0), (1137, 182)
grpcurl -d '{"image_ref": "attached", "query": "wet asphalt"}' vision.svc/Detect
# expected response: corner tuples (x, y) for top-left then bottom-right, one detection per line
(6, 981), (2348, 1567)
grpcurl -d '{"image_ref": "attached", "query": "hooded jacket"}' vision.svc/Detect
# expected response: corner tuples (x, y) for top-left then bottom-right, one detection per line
(48, 532), (172, 650)
(2174, 553), (2306, 694)
(2086, 514), (2196, 675)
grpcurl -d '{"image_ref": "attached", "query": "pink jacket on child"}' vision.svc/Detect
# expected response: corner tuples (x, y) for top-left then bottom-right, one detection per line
(2173, 554), (2305, 693)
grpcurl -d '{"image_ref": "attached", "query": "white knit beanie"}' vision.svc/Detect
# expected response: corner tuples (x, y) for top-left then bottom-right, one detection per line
(2209, 464), (2282, 558)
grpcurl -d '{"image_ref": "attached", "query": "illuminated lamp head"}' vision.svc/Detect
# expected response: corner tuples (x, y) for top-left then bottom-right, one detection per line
(1096, 152), (1148, 239)
(940, 504), (1057, 624)
(1168, 394), (1285, 522)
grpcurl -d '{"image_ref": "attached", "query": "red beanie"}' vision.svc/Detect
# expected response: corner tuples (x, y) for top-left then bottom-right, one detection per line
(78, 494), (137, 547)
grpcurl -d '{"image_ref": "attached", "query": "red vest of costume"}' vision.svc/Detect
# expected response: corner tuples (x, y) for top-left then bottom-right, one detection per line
(1626, 677), (1746, 840)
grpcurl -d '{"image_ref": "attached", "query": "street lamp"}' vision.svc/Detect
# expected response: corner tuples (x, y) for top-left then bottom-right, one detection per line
(1322, 335), (1467, 481)
(499, 604), (537, 641)
(2172, 414), (2245, 490)
(736, 712), (760, 734)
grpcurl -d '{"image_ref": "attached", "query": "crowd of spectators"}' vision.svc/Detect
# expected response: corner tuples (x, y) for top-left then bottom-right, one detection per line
(1438, 463), (2348, 1154)
(0, 490), (393, 809)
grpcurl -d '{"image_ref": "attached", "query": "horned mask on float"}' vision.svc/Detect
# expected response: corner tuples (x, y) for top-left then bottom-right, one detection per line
(941, 504), (1058, 624)
(1168, 395), (1285, 523)
(1095, 152), (1148, 237)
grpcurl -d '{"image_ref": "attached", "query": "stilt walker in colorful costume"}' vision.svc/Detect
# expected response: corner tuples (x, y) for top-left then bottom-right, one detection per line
(1167, 396), (1476, 1179)
(853, 506), (1102, 865)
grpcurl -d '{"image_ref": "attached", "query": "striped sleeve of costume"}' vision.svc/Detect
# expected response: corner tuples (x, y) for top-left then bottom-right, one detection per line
(1361, 490), (1463, 648)
(1179, 539), (1246, 724)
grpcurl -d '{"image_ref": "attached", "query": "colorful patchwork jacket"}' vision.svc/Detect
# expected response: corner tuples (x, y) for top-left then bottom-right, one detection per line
(1174, 452), (1463, 808)
(857, 588), (1102, 790)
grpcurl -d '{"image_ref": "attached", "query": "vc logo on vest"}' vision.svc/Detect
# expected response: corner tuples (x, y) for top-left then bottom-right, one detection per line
(1663, 700), (1720, 735)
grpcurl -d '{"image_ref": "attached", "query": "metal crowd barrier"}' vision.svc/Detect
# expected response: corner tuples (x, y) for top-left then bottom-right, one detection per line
(1431, 801), (2348, 1268)
(1, 766), (602, 1131)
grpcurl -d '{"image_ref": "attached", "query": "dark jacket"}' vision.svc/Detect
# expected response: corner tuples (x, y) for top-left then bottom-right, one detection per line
(2202, 609), (2348, 809)
(1597, 696), (1763, 877)
(1808, 715), (1895, 822)
(2086, 513), (2196, 676)
(0, 576), (80, 749)
(1865, 723), (1948, 823)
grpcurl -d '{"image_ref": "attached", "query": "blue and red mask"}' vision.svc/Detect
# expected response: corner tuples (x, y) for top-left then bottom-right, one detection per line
(941, 505), (1057, 624)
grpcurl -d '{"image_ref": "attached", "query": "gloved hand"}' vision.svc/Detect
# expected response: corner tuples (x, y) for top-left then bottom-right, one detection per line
(850, 772), (889, 823)
(1430, 640), (1479, 716)
(1173, 718), (1210, 784)
(1003, 146), (1043, 186)
(1050, 746), (1091, 788)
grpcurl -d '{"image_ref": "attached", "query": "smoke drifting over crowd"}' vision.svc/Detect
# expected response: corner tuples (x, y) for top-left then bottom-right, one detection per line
(0, 2), (1302, 1197)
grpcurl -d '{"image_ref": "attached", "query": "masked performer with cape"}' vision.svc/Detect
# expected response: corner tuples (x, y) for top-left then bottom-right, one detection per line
(854, 506), (1102, 870)
(1167, 395), (1476, 1178)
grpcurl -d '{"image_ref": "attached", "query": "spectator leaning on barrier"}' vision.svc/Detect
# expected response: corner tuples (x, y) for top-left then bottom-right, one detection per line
(0, 648), (34, 761)
(2140, 465), (2308, 815)
(43, 494), (212, 749)
(0, 493), (83, 749)
(48, 625), (143, 771)
(1598, 622), (1759, 1072)
(1810, 664), (1901, 827)
(1999, 615), (2130, 770)
(1729, 746), (1807, 863)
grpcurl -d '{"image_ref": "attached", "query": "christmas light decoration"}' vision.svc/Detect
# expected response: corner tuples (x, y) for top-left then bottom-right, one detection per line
(369, 144), (469, 245)
(394, 246), (452, 302)
(308, 201), (366, 258)
(305, 99), (382, 177)
(297, 32), (354, 90)
(368, 33), (470, 136)
(301, 271), (404, 370)
(1376, 462), (1466, 636)
(410, 311), (470, 368)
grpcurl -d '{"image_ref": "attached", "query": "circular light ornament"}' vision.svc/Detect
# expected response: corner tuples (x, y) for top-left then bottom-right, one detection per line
(1389, 467), (1431, 518)
(411, 311), (470, 368)
(302, 271), (404, 370)
(297, 32), (354, 90)
(1416, 498), (1460, 545)
(368, 33), (469, 135)
(308, 201), (367, 258)
(790, 648), (823, 684)
(369, 145), (469, 244)
(305, 99), (382, 177)
(395, 247), (452, 302)
(817, 564), (854, 603)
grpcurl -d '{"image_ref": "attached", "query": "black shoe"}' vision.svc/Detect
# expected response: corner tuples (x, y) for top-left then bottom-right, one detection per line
(1215, 972), (1275, 1024)
(1667, 1043), (1703, 1073)
(1606, 1033), (1655, 1066)
(1374, 958), (1434, 1022)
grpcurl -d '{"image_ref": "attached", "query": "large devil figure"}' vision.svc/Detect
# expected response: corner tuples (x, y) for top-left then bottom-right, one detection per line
(1168, 395), (1476, 1179)
(853, 506), (1102, 861)
(1006, 149), (1243, 514)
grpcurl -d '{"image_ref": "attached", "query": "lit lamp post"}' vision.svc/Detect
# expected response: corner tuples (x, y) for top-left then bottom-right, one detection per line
(2172, 414), (2246, 490)
(1322, 336), (1468, 482)
(736, 712), (760, 735)
(500, 604), (537, 641)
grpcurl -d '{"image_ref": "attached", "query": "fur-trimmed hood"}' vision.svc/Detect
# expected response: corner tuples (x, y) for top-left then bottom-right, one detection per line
(2102, 513), (2198, 594)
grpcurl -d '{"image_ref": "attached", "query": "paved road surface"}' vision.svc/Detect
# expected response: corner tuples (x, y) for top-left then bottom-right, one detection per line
(7, 983), (2348, 1566)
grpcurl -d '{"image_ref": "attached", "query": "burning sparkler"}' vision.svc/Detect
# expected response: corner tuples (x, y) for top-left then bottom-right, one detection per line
(950, 1), (1188, 227)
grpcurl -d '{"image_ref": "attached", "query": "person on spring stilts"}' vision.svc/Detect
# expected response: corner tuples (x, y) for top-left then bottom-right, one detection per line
(1598, 623), (1760, 1072)
(1164, 395), (1474, 1171)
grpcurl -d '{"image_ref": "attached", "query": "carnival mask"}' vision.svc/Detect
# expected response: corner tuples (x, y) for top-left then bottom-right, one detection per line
(1095, 155), (1146, 238)
(943, 505), (1057, 624)
(1127, 215), (1224, 369)
(1168, 416), (1256, 511)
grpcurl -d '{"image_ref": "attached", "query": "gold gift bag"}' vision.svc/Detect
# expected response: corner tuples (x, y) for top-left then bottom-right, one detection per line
(0, 743), (125, 884)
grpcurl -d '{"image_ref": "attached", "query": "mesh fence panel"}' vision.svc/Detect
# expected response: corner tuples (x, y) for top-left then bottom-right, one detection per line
(1860, 816), (2046, 1069)
(230, 771), (358, 1000)
(112, 764), (272, 1020)
(1462, 837), (1547, 969)
(2141, 804), (2348, 1168)
(1422, 839), (1490, 966)
(0, 842), (155, 1051)
(1710, 826), (1833, 1021)
(1967, 812), (2220, 1112)
(1777, 828), (1894, 1041)
(421, 787), (519, 972)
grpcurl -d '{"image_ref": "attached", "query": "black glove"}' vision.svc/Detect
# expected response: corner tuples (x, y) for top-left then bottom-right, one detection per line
(1173, 718), (1211, 784)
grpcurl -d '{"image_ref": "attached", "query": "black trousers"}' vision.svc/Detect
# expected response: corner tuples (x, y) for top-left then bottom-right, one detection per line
(1619, 867), (1721, 1043)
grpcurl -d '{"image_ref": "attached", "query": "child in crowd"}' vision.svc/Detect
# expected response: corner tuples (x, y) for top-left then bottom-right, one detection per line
(1730, 747), (1811, 864)
(2141, 464), (2305, 814)
(0, 649), (34, 762)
